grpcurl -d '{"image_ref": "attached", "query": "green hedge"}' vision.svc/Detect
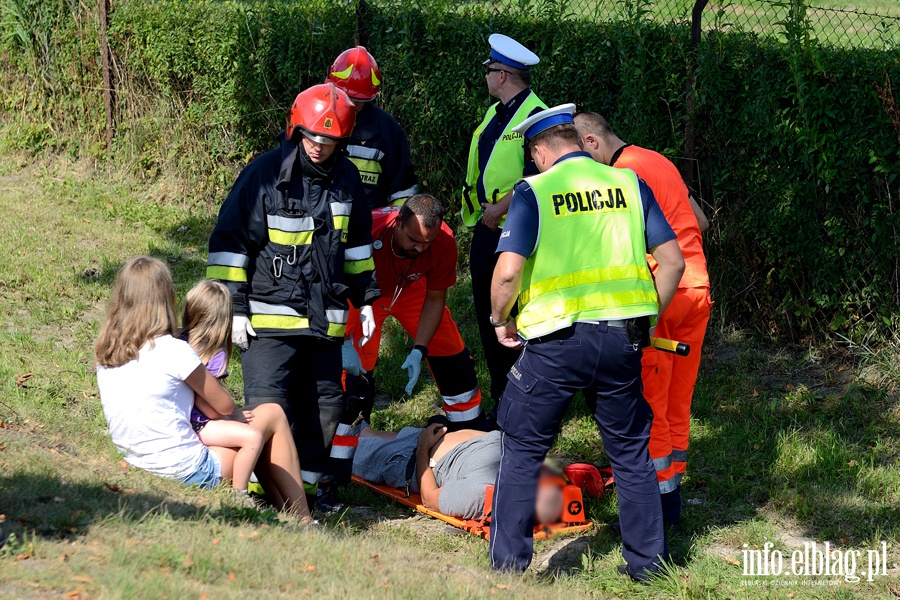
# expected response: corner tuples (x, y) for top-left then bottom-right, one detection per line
(107, 0), (356, 183)
(0, 0), (104, 154)
(1, 0), (898, 341)
(693, 31), (900, 338)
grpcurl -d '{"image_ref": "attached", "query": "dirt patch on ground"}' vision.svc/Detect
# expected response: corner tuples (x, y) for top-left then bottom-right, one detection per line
(535, 536), (593, 574)
(703, 335), (859, 398)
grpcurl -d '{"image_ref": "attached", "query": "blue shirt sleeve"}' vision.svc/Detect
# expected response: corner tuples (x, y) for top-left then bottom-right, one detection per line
(639, 178), (676, 250)
(497, 180), (539, 258)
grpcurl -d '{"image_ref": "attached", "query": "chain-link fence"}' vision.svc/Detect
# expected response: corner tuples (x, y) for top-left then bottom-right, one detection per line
(347, 0), (900, 340)
(702, 0), (900, 49)
(357, 0), (900, 49)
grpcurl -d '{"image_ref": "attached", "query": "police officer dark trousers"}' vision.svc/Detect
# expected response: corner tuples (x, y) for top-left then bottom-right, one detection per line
(486, 105), (685, 580)
(461, 34), (546, 403)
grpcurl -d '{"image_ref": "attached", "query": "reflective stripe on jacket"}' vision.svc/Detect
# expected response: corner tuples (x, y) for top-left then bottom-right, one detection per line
(207, 137), (380, 341)
(461, 90), (546, 227)
(516, 156), (658, 339)
(345, 104), (419, 211)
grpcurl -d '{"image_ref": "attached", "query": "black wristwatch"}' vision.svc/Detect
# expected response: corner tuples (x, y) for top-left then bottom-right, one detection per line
(489, 314), (510, 328)
(413, 344), (429, 357)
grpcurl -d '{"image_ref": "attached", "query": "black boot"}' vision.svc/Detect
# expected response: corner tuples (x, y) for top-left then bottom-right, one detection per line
(344, 372), (376, 423)
(438, 411), (493, 433)
(314, 475), (346, 514)
(660, 486), (682, 531)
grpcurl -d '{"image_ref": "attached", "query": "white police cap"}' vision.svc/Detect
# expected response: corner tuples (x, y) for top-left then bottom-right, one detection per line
(483, 34), (540, 70)
(512, 103), (577, 141)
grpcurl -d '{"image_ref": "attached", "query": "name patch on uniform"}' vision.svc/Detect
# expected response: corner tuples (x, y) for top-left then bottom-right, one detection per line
(552, 188), (628, 216)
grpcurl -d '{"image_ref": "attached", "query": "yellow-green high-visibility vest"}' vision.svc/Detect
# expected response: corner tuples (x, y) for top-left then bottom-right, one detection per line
(515, 155), (659, 340)
(460, 90), (546, 227)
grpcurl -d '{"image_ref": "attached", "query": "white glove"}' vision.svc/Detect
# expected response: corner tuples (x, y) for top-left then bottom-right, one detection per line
(400, 347), (424, 396)
(232, 314), (256, 351)
(342, 336), (363, 377)
(359, 305), (376, 347)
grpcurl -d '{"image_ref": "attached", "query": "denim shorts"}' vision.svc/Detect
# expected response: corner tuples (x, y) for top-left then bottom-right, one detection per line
(179, 446), (222, 489)
(351, 427), (421, 492)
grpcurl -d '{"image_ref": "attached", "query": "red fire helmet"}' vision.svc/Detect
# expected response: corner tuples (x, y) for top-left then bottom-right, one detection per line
(286, 82), (356, 144)
(326, 46), (382, 101)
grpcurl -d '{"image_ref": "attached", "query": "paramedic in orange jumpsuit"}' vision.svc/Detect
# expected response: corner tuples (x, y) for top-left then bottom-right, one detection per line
(575, 111), (712, 529)
(340, 194), (486, 430)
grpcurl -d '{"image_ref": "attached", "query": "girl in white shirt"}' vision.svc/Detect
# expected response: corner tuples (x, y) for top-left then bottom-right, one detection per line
(94, 256), (312, 522)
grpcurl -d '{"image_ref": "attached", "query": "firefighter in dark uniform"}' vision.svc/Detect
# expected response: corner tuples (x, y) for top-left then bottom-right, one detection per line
(327, 46), (419, 210)
(206, 83), (381, 512)
(325, 46), (431, 446)
(487, 105), (686, 580)
(462, 34), (546, 407)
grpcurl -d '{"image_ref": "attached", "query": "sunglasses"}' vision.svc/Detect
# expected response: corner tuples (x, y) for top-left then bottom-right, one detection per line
(484, 65), (513, 76)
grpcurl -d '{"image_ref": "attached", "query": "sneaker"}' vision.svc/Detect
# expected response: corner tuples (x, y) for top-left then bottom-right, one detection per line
(314, 476), (345, 513)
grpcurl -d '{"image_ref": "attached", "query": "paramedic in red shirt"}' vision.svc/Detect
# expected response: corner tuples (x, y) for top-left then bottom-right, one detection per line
(338, 194), (487, 433)
(575, 110), (712, 531)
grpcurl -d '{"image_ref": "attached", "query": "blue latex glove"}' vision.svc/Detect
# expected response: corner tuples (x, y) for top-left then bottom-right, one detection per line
(342, 336), (363, 377)
(400, 347), (423, 395)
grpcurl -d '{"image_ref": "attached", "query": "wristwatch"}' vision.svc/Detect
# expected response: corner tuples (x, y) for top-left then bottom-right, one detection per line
(489, 314), (510, 328)
(413, 344), (429, 357)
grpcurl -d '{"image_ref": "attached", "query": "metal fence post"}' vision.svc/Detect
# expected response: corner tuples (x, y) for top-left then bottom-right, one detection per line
(99, 0), (115, 151)
(355, 0), (368, 47)
(681, 0), (708, 194)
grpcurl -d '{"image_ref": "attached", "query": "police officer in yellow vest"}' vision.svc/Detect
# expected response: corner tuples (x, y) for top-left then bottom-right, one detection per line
(462, 34), (547, 405)
(488, 105), (685, 580)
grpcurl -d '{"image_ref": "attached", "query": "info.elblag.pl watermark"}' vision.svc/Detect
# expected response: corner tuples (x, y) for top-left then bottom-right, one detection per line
(740, 541), (894, 586)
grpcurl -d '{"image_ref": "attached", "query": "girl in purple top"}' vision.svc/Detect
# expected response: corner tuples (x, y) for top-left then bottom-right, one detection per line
(181, 279), (266, 496)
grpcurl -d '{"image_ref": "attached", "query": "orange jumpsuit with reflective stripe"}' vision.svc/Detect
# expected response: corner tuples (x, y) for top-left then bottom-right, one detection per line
(613, 145), (712, 493)
(344, 208), (482, 423)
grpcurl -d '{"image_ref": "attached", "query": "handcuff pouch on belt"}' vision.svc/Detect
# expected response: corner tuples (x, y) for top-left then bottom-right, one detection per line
(625, 316), (651, 348)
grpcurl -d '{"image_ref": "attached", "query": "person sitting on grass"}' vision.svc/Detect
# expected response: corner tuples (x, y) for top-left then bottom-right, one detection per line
(180, 278), (268, 502)
(349, 420), (564, 523)
(94, 256), (313, 523)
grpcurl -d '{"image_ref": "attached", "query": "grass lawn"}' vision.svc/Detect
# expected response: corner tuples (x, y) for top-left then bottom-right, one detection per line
(0, 151), (898, 599)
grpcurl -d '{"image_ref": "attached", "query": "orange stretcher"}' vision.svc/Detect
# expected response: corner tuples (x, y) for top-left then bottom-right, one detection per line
(351, 475), (593, 540)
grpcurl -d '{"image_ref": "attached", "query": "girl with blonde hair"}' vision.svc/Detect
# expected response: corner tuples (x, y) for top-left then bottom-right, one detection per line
(95, 257), (312, 521)
(181, 279), (263, 498)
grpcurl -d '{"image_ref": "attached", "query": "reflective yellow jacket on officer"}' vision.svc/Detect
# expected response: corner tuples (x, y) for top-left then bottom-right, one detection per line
(461, 91), (546, 227)
(515, 156), (659, 340)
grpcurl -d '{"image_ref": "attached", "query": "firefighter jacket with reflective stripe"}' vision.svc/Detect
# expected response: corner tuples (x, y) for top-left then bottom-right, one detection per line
(461, 89), (546, 227)
(207, 137), (381, 341)
(346, 104), (419, 211)
(516, 156), (659, 339)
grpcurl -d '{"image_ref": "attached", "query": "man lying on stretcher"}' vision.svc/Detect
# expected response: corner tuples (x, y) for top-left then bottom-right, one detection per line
(352, 421), (564, 523)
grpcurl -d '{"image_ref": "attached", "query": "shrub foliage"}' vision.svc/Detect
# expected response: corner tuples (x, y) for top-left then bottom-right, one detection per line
(0, 0), (898, 341)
